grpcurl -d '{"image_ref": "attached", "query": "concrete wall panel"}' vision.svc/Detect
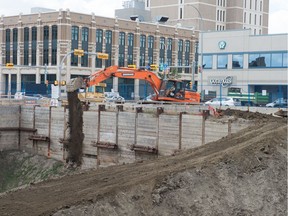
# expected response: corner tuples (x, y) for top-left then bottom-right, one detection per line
(99, 112), (116, 144)
(181, 115), (203, 149)
(205, 120), (228, 143)
(158, 114), (180, 156)
(136, 113), (157, 147)
(83, 111), (98, 156)
(118, 112), (136, 164)
(0, 106), (19, 127)
(20, 106), (34, 128)
(49, 108), (65, 161)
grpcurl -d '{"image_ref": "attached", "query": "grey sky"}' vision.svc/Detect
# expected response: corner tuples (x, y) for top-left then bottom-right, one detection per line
(0, 0), (287, 34)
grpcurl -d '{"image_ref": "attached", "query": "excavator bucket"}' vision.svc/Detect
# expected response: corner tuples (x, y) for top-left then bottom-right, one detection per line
(66, 77), (85, 92)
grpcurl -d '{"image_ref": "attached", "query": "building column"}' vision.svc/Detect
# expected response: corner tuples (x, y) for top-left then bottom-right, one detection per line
(17, 69), (21, 92)
(113, 77), (118, 92)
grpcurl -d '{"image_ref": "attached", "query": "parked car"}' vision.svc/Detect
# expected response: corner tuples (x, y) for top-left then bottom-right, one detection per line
(204, 97), (241, 106)
(265, 98), (287, 108)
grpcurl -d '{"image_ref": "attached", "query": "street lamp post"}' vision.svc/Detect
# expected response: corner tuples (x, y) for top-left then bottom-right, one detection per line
(187, 4), (204, 98)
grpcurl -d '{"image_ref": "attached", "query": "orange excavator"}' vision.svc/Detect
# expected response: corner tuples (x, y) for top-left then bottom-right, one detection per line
(67, 65), (200, 103)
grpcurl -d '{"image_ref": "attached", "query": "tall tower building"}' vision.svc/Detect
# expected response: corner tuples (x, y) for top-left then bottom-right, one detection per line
(146, 0), (269, 34)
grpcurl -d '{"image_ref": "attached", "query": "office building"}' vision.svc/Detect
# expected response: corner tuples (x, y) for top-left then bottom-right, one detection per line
(0, 9), (196, 100)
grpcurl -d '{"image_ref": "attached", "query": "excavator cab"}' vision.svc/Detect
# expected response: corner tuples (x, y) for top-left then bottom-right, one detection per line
(159, 80), (185, 99)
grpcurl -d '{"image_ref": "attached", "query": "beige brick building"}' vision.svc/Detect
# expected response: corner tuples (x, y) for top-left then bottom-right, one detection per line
(0, 9), (196, 99)
(146, 0), (269, 34)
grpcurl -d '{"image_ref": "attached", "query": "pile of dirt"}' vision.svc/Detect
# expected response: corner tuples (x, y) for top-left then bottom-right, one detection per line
(0, 150), (74, 194)
(0, 110), (286, 216)
(66, 91), (84, 166)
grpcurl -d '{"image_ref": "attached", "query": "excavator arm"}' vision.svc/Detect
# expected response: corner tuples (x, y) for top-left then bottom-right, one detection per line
(87, 65), (163, 96)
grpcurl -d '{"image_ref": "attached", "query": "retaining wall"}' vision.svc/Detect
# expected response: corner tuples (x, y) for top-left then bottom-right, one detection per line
(0, 104), (250, 169)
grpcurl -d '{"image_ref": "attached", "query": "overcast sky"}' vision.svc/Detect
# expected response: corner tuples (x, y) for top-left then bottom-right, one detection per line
(0, 0), (287, 34)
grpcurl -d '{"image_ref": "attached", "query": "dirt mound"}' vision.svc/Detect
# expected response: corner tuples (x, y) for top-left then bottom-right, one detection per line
(0, 150), (73, 194)
(0, 111), (286, 216)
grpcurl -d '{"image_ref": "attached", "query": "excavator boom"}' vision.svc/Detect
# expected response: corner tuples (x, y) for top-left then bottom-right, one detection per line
(67, 65), (200, 103)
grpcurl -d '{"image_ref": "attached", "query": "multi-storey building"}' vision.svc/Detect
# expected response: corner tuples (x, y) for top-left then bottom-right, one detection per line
(0, 9), (196, 100)
(132, 0), (269, 34)
(200, 29), (287, 101)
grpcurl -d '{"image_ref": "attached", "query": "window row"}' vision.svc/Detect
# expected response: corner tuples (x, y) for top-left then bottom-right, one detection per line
(5, 26), (192, 69)
(203, 52), (287, 69)
(244, 0), (263, 11)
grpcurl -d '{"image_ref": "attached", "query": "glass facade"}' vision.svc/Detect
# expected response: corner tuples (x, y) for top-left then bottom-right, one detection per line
(203, 55), (212, 69)
(43, 26), (49, 65)
(105, 30), (112, 67)
(5, 29), (10, 64)
(217, 55), (228, 68)
(24, 27), (29, 65)
(81, 27), (89, 67)
(51, 25), (57, 65)
(118, 32), (125, 67)
(96, 29), (103, 68)
(12, 28), (18, 65)
(31, 27), (37, 66)
(71, 26), (79, 66)
(232, 54), (243, 68)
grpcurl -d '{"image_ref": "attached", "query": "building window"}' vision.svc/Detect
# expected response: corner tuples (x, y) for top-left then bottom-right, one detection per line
(283, 53), (287, 67)
(140, 34), (146, 66)
(179, 7), (183, 19)
(249, 53), (271, 68)
(178, 39), (183, 72)
(24, 27), (29, 65)
(105, 30), (112, 67)
(203, 55), (212, 69)
(127, 33), (134, 65)
(148, 35), (154, 64)
(43, 26), (49, 65)
(254, 14), (257, 25)
(96, 29), (103, 68)
(31, 27), (37, 66)
(249, 13), (251, 24)
(260, 1), (262, 11)
(159, 37), (165, 66)
(217, 54), (228, 68)
(12, 28), (18, 65)
(71, 26), (79, 66)
(51, 25), (57, 65)
(184, 40), (191, 73)
(5, 29), (11, 64)
(118, 32), (125, 66)
(271, 53), (283, 67)
(167, 38), (172, 66)
(244, 12), (246, 23)
(259, 15), (262, 25)
(81, 27), (89, 67)
(255, 0), (257, 10)
(232, 54), (243, 68)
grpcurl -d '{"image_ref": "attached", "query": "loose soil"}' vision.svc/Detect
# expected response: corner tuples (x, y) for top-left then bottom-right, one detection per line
(0, 110), (287, 216)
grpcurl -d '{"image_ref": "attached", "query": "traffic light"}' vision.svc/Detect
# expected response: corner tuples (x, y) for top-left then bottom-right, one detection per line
(73, 49), (84, 56)
(128, 65), (136, 69)
(150, 64), (158, 71)
(61, 80), (66, 86)
(6, 63), (14, 68)
(97, 52), (109, 59)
